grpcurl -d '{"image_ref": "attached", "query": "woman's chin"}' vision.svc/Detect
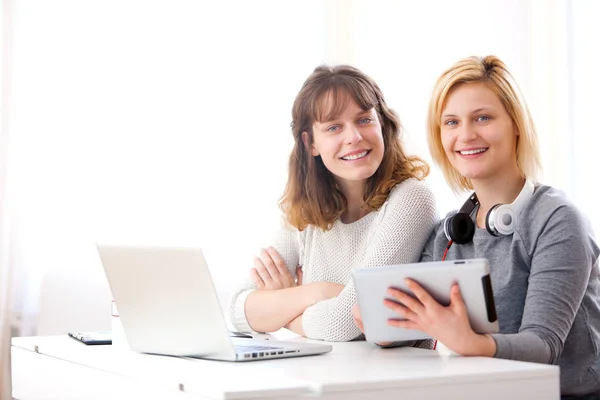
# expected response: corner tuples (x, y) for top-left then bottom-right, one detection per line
(456, 168), (491, 182)
(335, 168), (379, 183)
(463, 175), (492, 184)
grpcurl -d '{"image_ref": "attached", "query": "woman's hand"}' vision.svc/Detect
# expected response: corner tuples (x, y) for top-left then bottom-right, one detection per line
(384, 279), (495, 356)
(296, 266), (303, 285)
(250, 247), (298, 290)
(352, 304), (392, 346)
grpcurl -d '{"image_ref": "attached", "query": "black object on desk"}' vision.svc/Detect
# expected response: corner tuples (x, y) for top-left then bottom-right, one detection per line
(68, 331), (113, 345)
(228, 331), (253, 339)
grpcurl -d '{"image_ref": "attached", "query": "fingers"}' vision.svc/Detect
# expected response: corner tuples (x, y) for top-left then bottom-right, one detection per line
(387, 318), (420, 330)
(259, 248), (281, 284)
(296, 266), (303, 285)
(250, 268), (265, 289)
(251, 247), (296, 290)
(387, 287), (424, 315)
(404, 279), (441, 310)
(383, 299), (417, 320)
(267, 247), (289, 278)
(253, 255), (275, 288)
(450, 283), (465, 312)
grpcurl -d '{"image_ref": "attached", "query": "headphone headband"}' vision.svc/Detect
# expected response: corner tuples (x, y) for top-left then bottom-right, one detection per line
(445, 179), (535, 243)
(510, 179), (535, 213)
(459, 193), (479, 215)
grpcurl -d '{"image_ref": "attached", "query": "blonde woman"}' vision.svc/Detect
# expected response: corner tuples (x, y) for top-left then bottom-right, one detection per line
(380, 56), (600, 398)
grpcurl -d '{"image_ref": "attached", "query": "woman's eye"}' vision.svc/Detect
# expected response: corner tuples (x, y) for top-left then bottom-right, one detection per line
(444, 120), (458, 126)
(358, 117), (372, 124)
(326, 125), (340, 132)
(477, 115), (491, 122)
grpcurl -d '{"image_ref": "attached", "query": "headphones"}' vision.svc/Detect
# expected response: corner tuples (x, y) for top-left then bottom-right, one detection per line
(444, 179), (535, 244)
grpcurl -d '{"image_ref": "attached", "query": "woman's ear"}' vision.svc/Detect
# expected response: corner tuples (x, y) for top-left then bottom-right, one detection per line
(302, 131), (319, 156)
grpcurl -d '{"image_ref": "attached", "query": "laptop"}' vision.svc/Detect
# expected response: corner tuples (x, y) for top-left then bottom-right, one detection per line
(96, 244), (332, 361)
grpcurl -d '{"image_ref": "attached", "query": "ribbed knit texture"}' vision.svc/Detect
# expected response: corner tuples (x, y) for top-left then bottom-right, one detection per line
(229, 178), (437, 342)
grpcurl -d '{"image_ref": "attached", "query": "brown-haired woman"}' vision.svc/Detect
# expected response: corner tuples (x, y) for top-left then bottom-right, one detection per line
(228, 65), (437, 342)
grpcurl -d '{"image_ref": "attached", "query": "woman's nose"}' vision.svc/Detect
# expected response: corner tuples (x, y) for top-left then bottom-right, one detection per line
(457, 122), (478, 142)
(345, 126), (363, 144)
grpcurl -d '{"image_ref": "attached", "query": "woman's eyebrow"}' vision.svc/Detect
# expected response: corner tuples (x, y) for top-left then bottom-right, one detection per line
(442, 107), (495, 118)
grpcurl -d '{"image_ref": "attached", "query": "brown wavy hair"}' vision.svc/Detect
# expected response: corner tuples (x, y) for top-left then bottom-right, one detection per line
(280, 64), (429, 231)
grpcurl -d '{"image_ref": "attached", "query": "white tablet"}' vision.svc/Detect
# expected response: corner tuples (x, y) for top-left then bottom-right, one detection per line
(352, 259), (499, 343)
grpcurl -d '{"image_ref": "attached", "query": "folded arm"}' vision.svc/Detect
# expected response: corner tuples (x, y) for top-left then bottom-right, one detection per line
(229, 225), (343, 333)
(242, 284), (329, 333)
(302, 182), (438, 341)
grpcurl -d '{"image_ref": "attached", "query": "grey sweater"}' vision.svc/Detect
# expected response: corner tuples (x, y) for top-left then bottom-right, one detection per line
(421, 184), (600, 396)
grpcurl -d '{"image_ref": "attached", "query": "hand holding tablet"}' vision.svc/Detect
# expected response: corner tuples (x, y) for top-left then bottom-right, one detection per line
(352, 259), (499, 344)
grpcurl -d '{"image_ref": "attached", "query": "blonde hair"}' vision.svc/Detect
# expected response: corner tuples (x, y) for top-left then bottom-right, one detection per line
(281, 64), (429, 231)
(426, 55), (541, 192)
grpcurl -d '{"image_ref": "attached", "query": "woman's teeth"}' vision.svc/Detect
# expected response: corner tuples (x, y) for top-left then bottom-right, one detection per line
(342, 150), (368, 161)
(459, 148), (487, 155)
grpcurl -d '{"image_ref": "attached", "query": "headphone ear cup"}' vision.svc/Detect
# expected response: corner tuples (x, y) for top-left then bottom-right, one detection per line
(485, 180), (535, 237)
(445, 212), (475, 244)
(486, 204), (516, 236)
(485, 204), (501, 236)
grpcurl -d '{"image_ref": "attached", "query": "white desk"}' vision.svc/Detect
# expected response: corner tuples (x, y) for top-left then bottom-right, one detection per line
(12, 335), (560, 400)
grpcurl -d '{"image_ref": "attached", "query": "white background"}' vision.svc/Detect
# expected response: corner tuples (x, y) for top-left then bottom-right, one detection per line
(3, 0), (599, 335)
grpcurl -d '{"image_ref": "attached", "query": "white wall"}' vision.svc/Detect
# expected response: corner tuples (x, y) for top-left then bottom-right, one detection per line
(7, 0), (600, 336)
(570, 0), (600, 225)
(1, 0), (15, 396)
(350, 0), (536, 214)
(10, 0), (328, 335)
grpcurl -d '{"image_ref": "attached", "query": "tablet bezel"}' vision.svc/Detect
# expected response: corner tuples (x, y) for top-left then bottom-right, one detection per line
(352, 258), (499, 343)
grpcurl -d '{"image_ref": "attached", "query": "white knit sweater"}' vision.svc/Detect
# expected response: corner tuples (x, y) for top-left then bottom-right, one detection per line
(229, 178), (438, 342)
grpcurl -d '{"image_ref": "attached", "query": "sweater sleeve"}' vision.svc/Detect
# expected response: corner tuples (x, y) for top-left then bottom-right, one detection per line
(302, 180), (438, 341)
(228, 223), (301, 333)
(492, 204), (596, 363)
